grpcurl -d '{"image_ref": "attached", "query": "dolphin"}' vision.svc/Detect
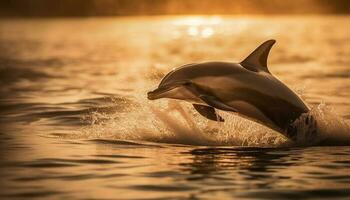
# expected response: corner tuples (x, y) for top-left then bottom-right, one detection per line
(147, 40), (314, 141)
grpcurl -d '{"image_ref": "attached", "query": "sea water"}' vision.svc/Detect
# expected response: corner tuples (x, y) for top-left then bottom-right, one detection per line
(0, 16), (350, 199)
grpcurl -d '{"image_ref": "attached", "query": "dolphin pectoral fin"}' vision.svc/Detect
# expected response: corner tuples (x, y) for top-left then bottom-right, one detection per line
(198, 95), (237, 112)
(183, 82), (237, 113)
(193, 104), (224, 122)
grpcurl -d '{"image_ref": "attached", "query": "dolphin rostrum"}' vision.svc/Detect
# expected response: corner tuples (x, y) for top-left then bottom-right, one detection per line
(147, 40), (315, 141)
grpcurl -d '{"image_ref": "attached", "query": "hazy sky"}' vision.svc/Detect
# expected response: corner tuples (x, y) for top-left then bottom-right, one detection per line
(0, 0), (349, 17)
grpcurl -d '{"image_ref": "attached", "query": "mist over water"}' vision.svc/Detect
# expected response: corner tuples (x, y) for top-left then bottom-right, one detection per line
(1, 16), (350, 199)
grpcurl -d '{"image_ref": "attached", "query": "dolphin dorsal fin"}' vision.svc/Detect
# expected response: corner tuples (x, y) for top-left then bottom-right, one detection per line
(240, 39), (276, 73)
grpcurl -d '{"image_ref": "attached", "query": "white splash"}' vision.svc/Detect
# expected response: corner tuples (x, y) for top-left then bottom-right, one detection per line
(80, 94), (350, 147)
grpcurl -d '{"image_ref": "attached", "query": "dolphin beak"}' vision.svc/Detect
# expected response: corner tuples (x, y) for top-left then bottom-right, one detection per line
(147, 87), (165, 100)
(147, 90), (158, 100)
(147, 85), (173, 100)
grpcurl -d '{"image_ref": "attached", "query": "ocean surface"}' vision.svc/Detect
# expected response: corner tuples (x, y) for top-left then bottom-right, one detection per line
(0, 16), (350, 199)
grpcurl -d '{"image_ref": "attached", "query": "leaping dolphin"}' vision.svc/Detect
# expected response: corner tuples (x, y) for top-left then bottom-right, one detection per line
(147, 40), (315, 141)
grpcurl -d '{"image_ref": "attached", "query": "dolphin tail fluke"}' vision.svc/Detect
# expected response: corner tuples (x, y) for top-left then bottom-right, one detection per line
(193, 104), (224, 122)
(240, 39), (276, 73)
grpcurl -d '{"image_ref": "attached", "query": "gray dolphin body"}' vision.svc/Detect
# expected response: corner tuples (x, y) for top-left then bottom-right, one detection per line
(147, 40), (311, 140)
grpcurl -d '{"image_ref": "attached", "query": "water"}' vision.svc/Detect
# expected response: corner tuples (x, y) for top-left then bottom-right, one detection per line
(0, 16), (350, 199)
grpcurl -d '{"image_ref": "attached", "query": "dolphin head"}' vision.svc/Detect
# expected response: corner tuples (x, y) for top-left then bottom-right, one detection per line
(147, 61), (244, 101)
(147, 63), (204, 100)
(147, 63), (199, 101)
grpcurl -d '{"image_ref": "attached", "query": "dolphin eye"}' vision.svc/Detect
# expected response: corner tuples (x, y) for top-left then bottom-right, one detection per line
(183, 81), (191, 86)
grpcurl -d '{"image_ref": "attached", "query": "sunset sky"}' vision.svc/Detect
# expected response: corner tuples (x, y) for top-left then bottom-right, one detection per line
(0, 0), (349, 17)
